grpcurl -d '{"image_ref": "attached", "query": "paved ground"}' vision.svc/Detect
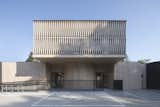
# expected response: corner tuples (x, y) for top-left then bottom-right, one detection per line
(0, 89), (160, 107)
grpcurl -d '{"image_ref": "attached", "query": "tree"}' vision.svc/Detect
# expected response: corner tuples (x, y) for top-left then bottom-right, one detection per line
(25, 52), (34, 62)
(137, 59), (150, 64)
(123, 54), (130, 62)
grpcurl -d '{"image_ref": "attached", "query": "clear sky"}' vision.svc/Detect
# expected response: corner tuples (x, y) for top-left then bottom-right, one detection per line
(0, 0), (160, 62)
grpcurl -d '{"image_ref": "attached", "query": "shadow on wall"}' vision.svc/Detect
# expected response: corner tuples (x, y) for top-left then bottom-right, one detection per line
(15, 62), (47, 81)
(0, 62), (49, 90)
(54, 21), (124, 56)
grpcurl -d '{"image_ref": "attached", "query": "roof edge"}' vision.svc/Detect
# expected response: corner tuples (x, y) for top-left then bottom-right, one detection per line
(33, 19), (127, 22)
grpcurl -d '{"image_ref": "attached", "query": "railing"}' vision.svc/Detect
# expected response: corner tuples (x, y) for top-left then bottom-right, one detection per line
(0, 80), (49, 92)
(0, 80), (106, 92)
(51, 80), (104, 89)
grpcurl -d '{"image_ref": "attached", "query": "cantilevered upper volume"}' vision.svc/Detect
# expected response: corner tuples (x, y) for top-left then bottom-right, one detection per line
(32, 20), (126, 62)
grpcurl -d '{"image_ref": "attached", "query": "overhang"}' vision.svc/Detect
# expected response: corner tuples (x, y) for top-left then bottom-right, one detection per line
(32, 55), (125, 64)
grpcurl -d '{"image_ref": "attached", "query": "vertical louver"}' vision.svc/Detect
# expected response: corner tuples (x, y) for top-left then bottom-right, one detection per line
(33, 20), (126, 56)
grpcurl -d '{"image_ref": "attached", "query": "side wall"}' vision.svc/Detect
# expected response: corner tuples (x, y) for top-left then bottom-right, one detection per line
(1, 62), (47, 83)
(114, 62), (146, 90)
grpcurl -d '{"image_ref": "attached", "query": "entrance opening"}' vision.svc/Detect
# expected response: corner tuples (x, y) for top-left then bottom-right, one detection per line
(51, 72), (64, 88)
(96, 72), (114, 89)
(48, 63), (114, 89)
(96, 73), (104, 88)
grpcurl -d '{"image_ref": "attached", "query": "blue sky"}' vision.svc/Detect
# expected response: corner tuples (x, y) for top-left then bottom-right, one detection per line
(0, 0), (160, 62)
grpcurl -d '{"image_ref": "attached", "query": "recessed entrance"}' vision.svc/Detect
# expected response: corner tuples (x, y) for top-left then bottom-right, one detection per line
(50, 72), (64, 88)
(48, 63), (114, 89)
(96, 73), (104, 88)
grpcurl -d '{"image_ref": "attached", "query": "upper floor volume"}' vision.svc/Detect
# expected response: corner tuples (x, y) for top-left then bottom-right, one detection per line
(32, 20), (126, 58)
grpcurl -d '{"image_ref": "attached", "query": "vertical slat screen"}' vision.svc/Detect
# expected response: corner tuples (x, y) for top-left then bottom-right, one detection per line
(33, 20), (126, 56)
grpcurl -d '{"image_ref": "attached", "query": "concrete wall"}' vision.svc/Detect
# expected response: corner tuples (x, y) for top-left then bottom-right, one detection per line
(1, 62), (47, 83)
(114, 62), (146, 90)
(64, 63), (95, 89)
(47, 63), (96, 89)
(47, 63), (114, 89)
(1, 61), (146, 90)
(64, 63), (95, 80)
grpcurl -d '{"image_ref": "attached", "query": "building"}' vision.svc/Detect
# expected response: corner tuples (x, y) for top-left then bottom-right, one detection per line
(0, 20), (146, 90)
(32, 20), (126, 89)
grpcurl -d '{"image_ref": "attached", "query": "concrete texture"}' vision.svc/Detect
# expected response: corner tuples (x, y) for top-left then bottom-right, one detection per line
(31, 20), (126, 89)
(1, 61), (147, 90)
(1, 62), (47, 83)
(63, 63), (95, 89)
(64, 63), (95, 80)
(114, 61), (146, 90)
(45, 63), (115, 89)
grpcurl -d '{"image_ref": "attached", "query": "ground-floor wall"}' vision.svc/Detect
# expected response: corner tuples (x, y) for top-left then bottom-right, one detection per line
(0, 61), (147, 90)
(63, 63), (96, 89)
(46, 63), (114, 89)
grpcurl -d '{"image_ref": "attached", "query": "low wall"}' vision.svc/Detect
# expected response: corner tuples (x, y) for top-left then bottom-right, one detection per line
(1, 62), (47, 82)
(1, 62), (48, 90)
(1, 62), (49, 90)
(114, 61), (146, 90)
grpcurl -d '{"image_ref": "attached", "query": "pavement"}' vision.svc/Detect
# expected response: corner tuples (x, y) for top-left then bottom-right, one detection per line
(0, 89), (160, 107)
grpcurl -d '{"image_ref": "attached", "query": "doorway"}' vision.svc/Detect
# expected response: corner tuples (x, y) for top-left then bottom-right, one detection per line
(96, 73), (104, 88)
(51, 72), (64, 88)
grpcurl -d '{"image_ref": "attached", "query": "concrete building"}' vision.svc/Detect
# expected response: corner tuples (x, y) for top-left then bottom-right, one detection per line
(0, 20), (146, 90)
(32, 20), (126, 89)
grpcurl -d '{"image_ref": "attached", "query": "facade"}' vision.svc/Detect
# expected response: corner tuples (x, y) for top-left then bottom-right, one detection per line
(0, 20), (146, 90)
(32, 20), (126, 89)
(33, 20), (126, 57)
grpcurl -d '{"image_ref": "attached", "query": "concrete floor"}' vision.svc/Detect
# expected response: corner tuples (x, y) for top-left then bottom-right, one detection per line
(0, 90), (160, 107)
